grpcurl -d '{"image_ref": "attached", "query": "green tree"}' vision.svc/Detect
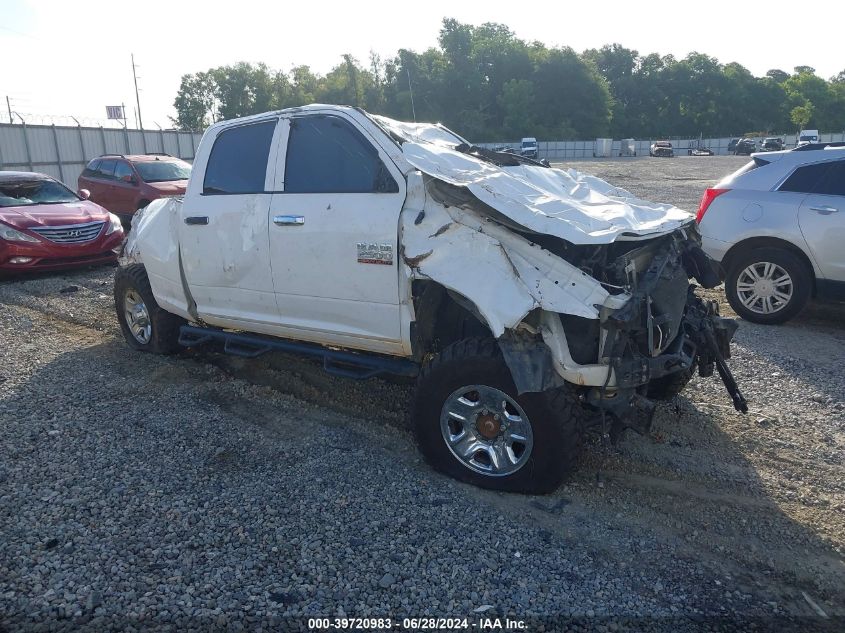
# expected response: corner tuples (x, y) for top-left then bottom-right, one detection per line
(289, 65), (319, 104)
(171, 19), (845, 138)
(211, 62), (275, 120)
(582, 44), (639, 136)
(498, 79), (536, 137)
(766, 69), (790, 83)
(171, 71), (216, 130)
(790, 102), (814, 130)
(784, 70), (837, 130)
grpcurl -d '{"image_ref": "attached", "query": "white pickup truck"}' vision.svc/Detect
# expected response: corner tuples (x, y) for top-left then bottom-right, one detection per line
(116, 104), (746, 493)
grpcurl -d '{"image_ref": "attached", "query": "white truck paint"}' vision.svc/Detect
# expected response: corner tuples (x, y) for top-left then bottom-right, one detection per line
(125, 105), (691, 386)
(119, 104), (746, 491)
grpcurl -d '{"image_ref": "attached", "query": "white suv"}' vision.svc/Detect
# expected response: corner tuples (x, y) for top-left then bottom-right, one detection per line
(697, 144), (845, 323)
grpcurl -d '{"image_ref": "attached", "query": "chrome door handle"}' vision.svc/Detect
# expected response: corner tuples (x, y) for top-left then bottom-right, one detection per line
(809, 206), (838, 215)
(273, 215), (305, 226)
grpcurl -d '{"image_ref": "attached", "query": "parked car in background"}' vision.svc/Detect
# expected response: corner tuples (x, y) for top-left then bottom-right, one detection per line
(734, 139), (757, 155)
(797, 130), (820, 146)
(78, 154), (191, 222)
(649, 141), (674, 157)
(520, 137), (538, 159)
(0, 171), (123, 274)
(762, 137), (784, 152)
(492, 145), (516, 154)
(697, 144), (845, 323)
(687, 139), (713, 156)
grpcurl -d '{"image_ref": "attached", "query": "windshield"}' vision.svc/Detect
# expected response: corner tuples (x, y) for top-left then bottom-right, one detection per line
(799, 135), (817, 142)
(134, 160), (191, 183)
(0, 179), (79, 207)
(522, 141), (536, 147)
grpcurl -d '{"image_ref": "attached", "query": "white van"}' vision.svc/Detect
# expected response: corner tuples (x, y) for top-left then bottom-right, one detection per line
(797, 130), (820, 146)
(520, 137), (538, 159)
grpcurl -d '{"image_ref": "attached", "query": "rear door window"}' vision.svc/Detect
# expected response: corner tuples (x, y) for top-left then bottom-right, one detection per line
(203, 120), (276, 194)
(114, 161), (134, 182)
(284, 115), (398, 194)
(81, 159), (101, 178)
(811, 160), (845, 196)
(97, 159), (117, 181)
(779, 162), (833, 193)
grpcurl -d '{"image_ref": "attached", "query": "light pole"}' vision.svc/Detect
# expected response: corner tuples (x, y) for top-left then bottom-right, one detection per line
(132, 53), (144, 130)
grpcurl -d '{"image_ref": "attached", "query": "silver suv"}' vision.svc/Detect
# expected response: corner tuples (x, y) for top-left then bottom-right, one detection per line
(697, 144), (845, 323)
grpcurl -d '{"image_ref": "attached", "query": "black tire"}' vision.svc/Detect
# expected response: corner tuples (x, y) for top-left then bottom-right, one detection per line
(114, 264), (185, 354)
(647, 367), (694, 400)
(725, 247), (811, 325)
(411, 338), (585, 494)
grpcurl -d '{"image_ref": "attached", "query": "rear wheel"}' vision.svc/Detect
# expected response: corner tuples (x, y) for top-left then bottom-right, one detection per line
(411, 338), (585, 493)
(725, 247), (811, 324)
(114, 264), (184, 353)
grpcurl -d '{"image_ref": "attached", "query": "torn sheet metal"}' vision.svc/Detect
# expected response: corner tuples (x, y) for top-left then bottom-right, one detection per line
(401, 141), (692, 245)
(401, 199), (629, 338)
(122, 197), (192, 319)
(371, 115), (470, 149)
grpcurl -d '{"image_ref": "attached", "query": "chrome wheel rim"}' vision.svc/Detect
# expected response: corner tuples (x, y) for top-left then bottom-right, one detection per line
(736, 261), (793, 315)
(124, 289), (152, 344)
(440, 385), (533, 477)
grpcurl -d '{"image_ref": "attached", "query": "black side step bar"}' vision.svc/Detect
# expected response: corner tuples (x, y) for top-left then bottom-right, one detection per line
(178, 325), (419, 380)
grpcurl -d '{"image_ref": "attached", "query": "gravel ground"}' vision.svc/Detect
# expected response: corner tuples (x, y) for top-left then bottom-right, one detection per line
(1, 156), (843, 632)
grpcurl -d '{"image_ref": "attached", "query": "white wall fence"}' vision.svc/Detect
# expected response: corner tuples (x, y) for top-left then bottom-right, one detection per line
(479, 133), (845, 160)
(0, 123), (204, 188)
(4, 123), (842, 185)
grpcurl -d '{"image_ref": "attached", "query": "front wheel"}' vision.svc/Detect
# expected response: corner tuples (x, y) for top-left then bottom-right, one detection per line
(114, 264), (185, 353)
(411, 338), (585, 493)
(725, 247), (811, 324)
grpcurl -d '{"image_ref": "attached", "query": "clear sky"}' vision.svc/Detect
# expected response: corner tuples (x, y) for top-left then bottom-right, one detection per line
(1, 0), (842, 128)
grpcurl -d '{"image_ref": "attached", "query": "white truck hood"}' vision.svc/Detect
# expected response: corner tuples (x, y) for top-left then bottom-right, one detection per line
(401, 141), (692, 244)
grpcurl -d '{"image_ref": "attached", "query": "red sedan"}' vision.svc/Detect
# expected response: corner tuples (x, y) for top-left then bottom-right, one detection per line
(0, 171), (124, 274)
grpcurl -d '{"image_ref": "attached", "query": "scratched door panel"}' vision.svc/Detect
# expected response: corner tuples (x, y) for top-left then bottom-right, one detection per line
(268, 112), (406, 348)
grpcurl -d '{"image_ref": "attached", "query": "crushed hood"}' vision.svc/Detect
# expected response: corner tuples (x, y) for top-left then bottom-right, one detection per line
(401, 141), (692, 244)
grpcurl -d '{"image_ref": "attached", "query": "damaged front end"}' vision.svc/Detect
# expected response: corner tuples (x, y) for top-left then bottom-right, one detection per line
(395, 136), (747, 437)
(494, 224), (748, 438)
(574, 228), (747, 435)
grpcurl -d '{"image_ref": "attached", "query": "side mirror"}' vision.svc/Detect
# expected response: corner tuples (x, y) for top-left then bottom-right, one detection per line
(78, 189), (91, 200)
